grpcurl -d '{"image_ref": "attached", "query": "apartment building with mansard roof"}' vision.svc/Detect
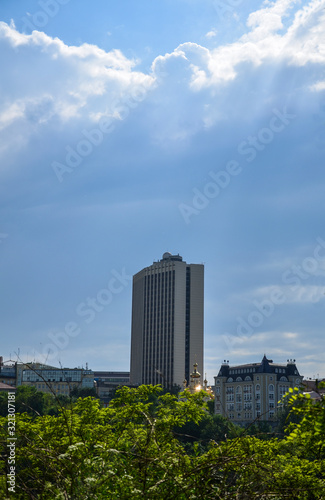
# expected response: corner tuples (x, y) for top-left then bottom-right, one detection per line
(214, 355), (303, 423)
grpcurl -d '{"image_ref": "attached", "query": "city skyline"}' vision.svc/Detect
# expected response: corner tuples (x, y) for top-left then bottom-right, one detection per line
(0, 1), (325, 385)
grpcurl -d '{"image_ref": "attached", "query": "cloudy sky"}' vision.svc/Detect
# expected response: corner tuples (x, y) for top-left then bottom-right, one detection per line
(0, 0), (325, 384)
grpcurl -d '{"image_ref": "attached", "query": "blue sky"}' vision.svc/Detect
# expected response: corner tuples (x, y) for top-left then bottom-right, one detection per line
(0, 0), (325, 385)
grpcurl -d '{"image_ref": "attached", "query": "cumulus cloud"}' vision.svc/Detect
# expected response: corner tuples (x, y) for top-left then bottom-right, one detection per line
(0, 0), (324, 151)
(0, 21), (154, 130)
(152, 0), (325, 90)
(143, 0), (325, 143)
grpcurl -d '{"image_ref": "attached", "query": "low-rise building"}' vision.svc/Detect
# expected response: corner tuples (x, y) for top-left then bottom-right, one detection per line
(214, 355), (303, 423)
(0, 382), (16, 392)
(0, 357), (16, 387)
(1, 356), (95, 396)
(94, 371), (130, 406)
(21, 364), (94, 396)
(302, 378), (325, 401)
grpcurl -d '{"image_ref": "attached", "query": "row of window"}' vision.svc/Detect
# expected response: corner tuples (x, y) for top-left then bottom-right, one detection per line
(223, 383), (278, 393)
(227, 375), (280, 383)
(22, 371), (82, 382)
(34, 383), (70, 393)
(226, 402), (276, 413)
(228, 367), (289, 376)
(225, 384), (274, 394)
(225, 411), (276, 420)
(229, 368), (256, 375)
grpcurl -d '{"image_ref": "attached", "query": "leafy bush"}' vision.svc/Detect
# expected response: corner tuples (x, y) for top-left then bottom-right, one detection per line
(0, 385), (324, 499)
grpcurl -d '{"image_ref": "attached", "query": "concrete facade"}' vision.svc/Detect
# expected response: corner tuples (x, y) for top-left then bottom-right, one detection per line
(130, 253), (204, 388)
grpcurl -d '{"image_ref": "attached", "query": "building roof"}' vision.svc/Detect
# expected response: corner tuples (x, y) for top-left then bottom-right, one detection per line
(217, 355), (301, 379)
(303, 390), (323, 401)
(0, 382), (16, 391)
(160, 252), (183, 262)
(94, 371), (130, 377)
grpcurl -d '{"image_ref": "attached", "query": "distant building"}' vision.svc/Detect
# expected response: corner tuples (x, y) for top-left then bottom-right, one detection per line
(20, 364), (94, 396)
(130, 252), (204, 388)
(214, 355), (303, 423)
(302, 378), (325, 401)
(0, 357), (16, 387)
(94, 371), (130, 406)
(0, 382), (16, 392)
(0, 357), (94, 396)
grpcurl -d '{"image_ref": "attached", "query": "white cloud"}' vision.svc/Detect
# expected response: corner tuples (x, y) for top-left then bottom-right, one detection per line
(250, 284), (325, 304)
(205, 29), (217, 38)
(142, 0), (325, 143)
(310, 80), (325, 91)
(0, 101), (26, 131)
(246, 0), (297, 37)
(0, 21), (155, 130)
(0, 0), (324, 151)
(152, 0), (325, 90)
(283, 332), (299, 338)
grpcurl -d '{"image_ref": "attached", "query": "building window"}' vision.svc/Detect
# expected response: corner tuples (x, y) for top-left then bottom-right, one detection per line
(279, 385), (288, 397)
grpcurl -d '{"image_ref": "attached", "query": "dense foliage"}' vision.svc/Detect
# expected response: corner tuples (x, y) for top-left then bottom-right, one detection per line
(0, 385), (98, 418)
(0, 385), (324, 499)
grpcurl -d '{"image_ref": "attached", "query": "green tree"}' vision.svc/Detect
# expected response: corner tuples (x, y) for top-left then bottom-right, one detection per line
(0, 386), (208, 498)
(175, 412), (242, 453)
(70, 386), (99, 399)
(283, 385), (325, 460)
(0, 384), (325, 499)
